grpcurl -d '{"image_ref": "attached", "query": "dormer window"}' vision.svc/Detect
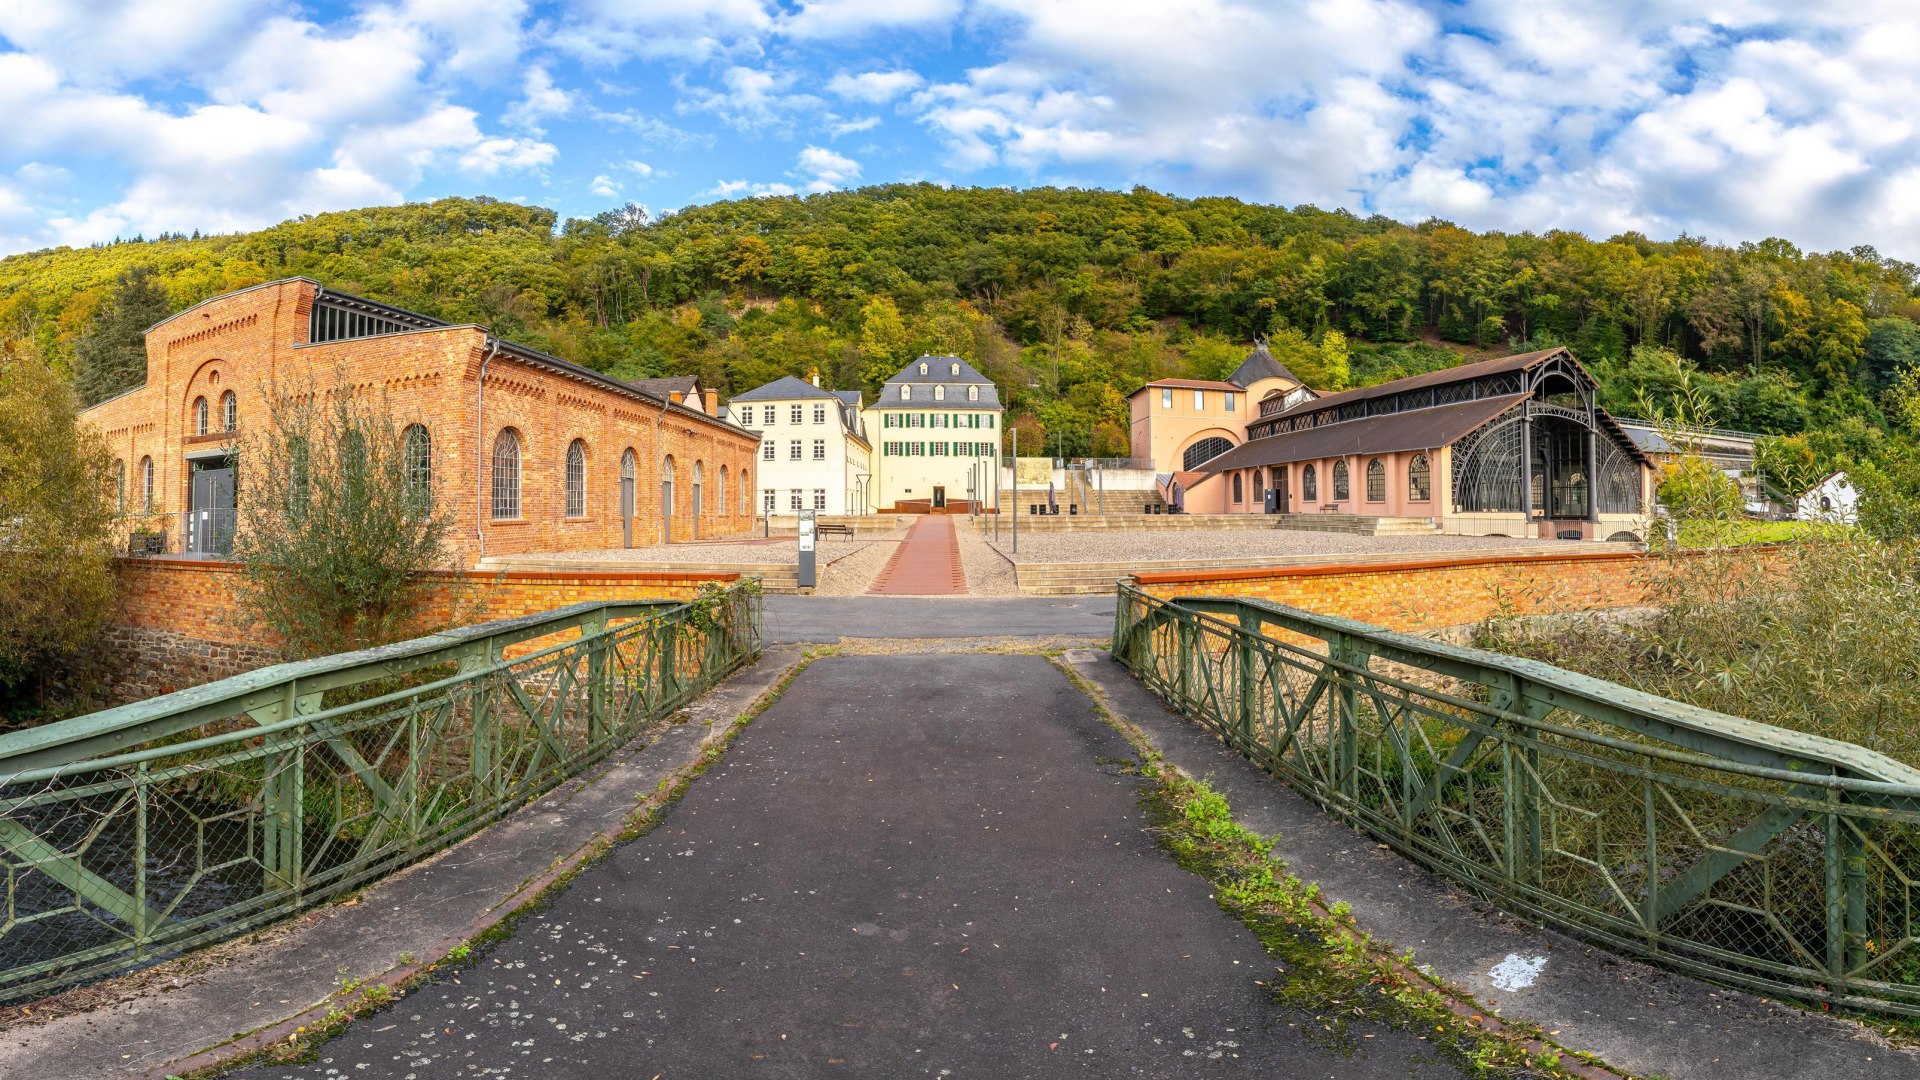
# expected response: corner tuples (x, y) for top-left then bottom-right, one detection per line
(950, 362), (959, 375)
(918, 362), (928, 375)
(902, 385), (912, 401)
(934, 385), (945, 401)
(968, 385), (978, 402)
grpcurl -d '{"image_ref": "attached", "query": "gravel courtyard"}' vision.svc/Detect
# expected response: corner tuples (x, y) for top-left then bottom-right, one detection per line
(985, 527), (1593, 564)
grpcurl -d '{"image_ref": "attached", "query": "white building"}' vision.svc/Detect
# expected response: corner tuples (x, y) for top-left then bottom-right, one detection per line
(1796, 471), (1858, 524)
(728, 375), (874, 516)
(864, 355), (1004, 511)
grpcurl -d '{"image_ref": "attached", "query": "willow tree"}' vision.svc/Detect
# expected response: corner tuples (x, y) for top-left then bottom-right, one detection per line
(0, 352), (117, 705)
(232, 378), (459, 659)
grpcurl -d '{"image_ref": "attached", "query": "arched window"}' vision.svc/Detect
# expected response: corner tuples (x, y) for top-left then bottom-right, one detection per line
(1301, 464), (1317, 502)
(139, 456), (154, 512)
(221, 391), (237, 431)
(719, 465), (728, 513)
(193, 396), (209, 435)
(919, 362), (928, 375)
(114, 459), (126, 514)
(1408, 454), (1431, 501)
(1366, 458), (1386, 502)
(968, 385), (978, 402)
(901, 385), (912, 401)
(740, 469), (751, 515)
(565, 439), (587, 518)
(1232, 473), (1244, 503)
(620, 448), (637, 523)
(1182, 436), (1234, 470)
(402, 424), (431, 508)
(934, 385), (945, 401)
(1333, 459), (1350, 501)
(491, 429), (521, 519)
(950, 362), (959, 374)
(692, 460), (704, 517)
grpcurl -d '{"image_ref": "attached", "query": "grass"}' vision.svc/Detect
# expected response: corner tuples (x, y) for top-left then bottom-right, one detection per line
(1665, 518), (1843, 548)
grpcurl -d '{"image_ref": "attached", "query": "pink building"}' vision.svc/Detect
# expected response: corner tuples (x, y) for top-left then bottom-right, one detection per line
(1188, 347), (1655, 541)
(1127, 341), (1314, 511)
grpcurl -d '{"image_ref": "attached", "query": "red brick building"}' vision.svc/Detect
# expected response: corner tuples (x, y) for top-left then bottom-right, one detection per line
(79, 278), (758, 565)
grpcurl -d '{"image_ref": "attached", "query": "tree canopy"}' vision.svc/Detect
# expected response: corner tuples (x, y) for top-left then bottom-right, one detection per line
(6, 186), (1920, 460)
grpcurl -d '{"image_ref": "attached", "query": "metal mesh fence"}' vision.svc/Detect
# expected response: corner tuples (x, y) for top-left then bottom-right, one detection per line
(1113, 584), (1920, 1015)
(0, 584), (761, 1002)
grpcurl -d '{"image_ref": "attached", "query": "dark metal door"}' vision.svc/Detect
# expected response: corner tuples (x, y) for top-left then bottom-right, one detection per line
(932, 485), (946, 509)
(190, 465), (235, 556)
(1271, 470), (1287, 514)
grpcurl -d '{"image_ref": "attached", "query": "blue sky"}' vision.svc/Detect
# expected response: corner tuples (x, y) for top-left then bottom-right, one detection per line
(4, 1), (1920, 259)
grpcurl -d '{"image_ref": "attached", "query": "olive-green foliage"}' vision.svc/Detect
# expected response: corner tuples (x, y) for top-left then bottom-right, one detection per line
(1482, 538), (1920, 765)
(72, 265), (172, 405)
(8, 188), (1920, 452)
(232, 376), (459, 659)
(0, 352), (117, 698)
(1657, 455), (1743, 522)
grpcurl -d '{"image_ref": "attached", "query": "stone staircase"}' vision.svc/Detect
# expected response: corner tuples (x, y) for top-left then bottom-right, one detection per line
(1270, 513), (1441, 536)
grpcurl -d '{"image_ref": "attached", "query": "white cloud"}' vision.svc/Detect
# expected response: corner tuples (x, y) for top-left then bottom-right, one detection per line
(780, 0), (962, 38)
(792, 145), (861, 191)
(504, 66), (575, 131)
(627, 160), (656, 177)
(590, 174), (621, 197)
(826, 69), (925, 104)
(680, 65), (822, 130)
(830, 115), (881, 138)
(709, 178), (799, 198)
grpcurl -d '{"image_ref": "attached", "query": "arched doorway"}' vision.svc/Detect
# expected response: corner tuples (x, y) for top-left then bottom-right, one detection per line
(620, 449), (637, 547)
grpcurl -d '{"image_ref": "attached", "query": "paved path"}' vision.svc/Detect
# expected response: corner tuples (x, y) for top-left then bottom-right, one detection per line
(233, 655), (1463, 1079)
(760, 595), (1113, 642)
(869, 515), (965, 595)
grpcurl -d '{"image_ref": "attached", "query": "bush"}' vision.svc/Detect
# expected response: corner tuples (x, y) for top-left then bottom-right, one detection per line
(0, 353), (117, 706)
(231, 376), (462, 659)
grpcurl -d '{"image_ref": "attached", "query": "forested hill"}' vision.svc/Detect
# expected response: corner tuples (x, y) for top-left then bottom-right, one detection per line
(5, 186), (1920, 461)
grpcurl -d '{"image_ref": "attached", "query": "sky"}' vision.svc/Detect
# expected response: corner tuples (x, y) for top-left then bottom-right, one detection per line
(3, 0), (1920, 260)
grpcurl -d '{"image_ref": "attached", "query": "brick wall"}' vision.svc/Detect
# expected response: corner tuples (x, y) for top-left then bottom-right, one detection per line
(101, 557), (740, 706)
(1130, 550), (1654, 634)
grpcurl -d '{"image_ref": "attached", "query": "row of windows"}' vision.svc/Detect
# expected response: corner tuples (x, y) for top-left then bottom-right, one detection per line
(1231, 455), (1432, 504)
(113, 457), (156, 514)
(880, 412), (995, 429)
(761, 438), (831, 461)
(897, 384), (979, 402)
(489, 428), (745, 521)
(881, 441), (998, 457)
(759, 404), (831, 426)
(762, 489), (828, 511)
(191, 391), (239, 436)
(1160, 387), (1237, 412)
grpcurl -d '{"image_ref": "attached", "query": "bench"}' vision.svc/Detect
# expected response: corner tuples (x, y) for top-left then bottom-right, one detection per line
(1320, 503), (1341, 513)
(815, 522), (854, 540)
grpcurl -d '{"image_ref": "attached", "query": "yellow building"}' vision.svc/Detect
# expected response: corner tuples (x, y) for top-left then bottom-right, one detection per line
(1126, 341), (1315, 512)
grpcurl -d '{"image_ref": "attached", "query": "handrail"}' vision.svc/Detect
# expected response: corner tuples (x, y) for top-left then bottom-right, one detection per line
(1112, 582), (1920, 1014)
(0, 583), (761, 1003)
(1164, 591), (1920, 787)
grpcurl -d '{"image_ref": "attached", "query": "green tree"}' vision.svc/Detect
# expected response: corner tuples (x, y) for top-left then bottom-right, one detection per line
(232, 376), (461, 658)
(73, 266), (172, 405)
(0, 352), (117, 704)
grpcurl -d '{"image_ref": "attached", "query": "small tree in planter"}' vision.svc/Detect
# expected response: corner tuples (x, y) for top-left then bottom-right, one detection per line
(233, 376), (462, 659)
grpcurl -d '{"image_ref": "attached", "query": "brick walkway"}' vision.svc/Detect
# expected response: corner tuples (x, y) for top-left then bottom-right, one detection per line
(868, 514), (966, 594)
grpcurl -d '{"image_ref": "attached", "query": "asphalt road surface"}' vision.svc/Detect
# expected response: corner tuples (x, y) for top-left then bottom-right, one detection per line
(232, 654), (1467, 1078)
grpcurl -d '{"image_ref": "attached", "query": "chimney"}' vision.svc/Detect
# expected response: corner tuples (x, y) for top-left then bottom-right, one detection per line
(703, 388), (719, 415)
(668, 391), (684, 405)
(809, 367), (821, 388)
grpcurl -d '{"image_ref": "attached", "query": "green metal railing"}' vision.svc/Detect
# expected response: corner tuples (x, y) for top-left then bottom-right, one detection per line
(0, 583), (761, 1002)
(1113, 584), (1920, 1014)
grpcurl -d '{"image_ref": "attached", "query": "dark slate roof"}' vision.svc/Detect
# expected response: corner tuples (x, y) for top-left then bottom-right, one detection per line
(1228, 342), (1302, 388)
(627, 375), (700, 397)
(727, 375), (844, 403)
(1271, 347), (1569, 425)
(831, 390), (863, 407)
(1196, 395), (1528, 474)
(875, 355), (1002, 409)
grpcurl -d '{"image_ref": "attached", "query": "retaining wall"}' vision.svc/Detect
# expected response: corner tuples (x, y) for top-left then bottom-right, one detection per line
(100, 557), (736, 703)
(1129, 549), (1655, 634)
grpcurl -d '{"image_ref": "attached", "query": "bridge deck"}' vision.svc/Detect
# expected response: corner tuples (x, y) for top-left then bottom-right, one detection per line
(231, 653), (1457, 1078)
